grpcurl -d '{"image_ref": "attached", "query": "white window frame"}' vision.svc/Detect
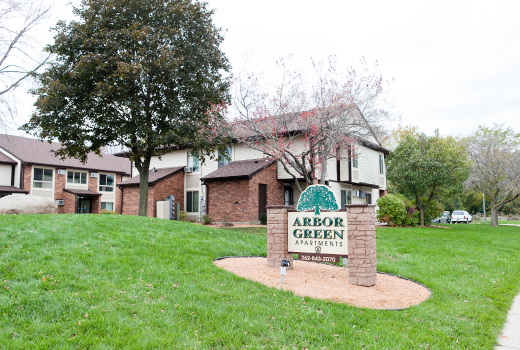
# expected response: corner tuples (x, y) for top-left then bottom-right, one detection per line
(218, 146), (232, 169)
(32, 167), (54, 191)
(187, 151), (200, 172)
(352, 146), (359, 168)
(67, 170), (88, 185)
(341, 189), (352, 209)
(98, 173), (115, 192)
(379, 155), (384, 175)
(101, 202), (115, 212)
(186, 190), (199, 213)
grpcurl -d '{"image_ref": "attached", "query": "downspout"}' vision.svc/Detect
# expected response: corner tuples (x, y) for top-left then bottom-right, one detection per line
(348, 147), (352, 182)
(201, 179), (209, 216)
(119, 185), (124, 215)
(20, 162), (26, 190)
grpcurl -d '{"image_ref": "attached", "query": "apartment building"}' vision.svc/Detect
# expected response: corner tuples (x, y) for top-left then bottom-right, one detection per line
(0, 134), (131, 214)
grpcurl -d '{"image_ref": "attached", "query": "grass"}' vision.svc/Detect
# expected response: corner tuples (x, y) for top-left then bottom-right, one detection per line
(471, 220), (520, 225)
(1, 215), (519, 349)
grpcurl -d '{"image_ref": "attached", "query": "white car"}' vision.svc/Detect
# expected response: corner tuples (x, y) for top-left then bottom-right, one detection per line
(451, 210), (472, 224)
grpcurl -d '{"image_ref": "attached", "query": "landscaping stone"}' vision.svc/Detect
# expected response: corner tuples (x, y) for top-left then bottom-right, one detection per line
(0, 194), (57, 214)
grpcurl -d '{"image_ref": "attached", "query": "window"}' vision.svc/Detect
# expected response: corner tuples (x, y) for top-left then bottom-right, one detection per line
(101, 202), (114, 211)
(99, 174), (114, 192)
(186, 191), (199, 212)
(67, 171), (87, 184)
(284, 187), (293, 206)
(341, 190), (351, 209)
(218, 146), (231, 169)
(364, 193), (372, 205)
(352, 147), (358, 168)
(33, 168), (53, 189)
(187, 152), (200, 172)
(379, 155), (384, 174)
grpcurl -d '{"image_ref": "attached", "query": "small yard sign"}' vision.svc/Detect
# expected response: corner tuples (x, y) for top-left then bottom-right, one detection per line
(288, 185), (348, 260)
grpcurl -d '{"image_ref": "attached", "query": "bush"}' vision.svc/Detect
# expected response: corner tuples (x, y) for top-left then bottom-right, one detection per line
(222, 215), (233, 227)
(100, 209), (116, 214)
(201, 214), (213, 225)
(259, 213), (267, 225)
(179, 211), (187, 222)
(402, 197), (419, 226)
(376, 194), (407, 225)
(422, 198), (444, 224)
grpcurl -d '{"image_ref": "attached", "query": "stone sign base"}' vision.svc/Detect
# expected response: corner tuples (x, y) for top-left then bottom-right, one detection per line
(266, 205), (377, 287)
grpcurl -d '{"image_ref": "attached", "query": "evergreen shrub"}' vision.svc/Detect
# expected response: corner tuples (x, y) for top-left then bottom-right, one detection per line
(376, 194), (407, 225)
(259, 213), (267, 225)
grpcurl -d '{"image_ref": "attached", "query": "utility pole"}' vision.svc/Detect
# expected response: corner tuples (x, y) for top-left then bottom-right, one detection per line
(483, 192), (487, 223)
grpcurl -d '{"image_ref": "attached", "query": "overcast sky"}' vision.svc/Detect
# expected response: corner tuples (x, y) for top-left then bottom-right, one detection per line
(9, 0), (520, 138)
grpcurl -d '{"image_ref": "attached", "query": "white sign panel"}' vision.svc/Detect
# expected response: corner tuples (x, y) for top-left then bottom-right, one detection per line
(288, 211), (348, 256)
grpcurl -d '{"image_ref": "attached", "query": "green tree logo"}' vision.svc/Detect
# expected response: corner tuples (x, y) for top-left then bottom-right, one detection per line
(297, 185), (339, 215)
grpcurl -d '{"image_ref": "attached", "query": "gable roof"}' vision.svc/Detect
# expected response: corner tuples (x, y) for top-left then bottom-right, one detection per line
(0, 134), (131, 175)
(201, 158), (275, 181)
(118, 167), (184, 187)
(113, 107), (389, 159)
(0, 151), (16, 165)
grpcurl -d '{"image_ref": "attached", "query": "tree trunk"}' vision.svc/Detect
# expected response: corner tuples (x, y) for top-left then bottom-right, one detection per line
(490, 204), (499, 227)
(482, 192), (487, 223)
(419, 207), (425, 226)
(319, 153), (327, 184)
(138, 157), (151, 217)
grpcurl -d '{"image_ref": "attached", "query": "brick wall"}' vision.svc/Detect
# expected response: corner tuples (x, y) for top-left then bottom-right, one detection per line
(62, 191), (76, 214)
(121, 171), (184, 218)
(121, 186), (154, 217)
(207, 179), (251, 222)
(151, 171), (184, 218)
(115, 174), (123, 214)
(54, 167), (65, 213)
(206, 163), (284, 223)
(22, 164), (31, 192)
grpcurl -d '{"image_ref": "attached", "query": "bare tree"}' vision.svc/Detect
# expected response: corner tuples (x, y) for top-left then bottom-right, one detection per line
(213, 56), (393, 193)
(0, 0), (51, 129)
(464, 124), (520, 226)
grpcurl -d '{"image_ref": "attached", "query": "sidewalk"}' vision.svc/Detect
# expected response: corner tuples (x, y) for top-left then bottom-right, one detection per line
(495, 292), (520, 349)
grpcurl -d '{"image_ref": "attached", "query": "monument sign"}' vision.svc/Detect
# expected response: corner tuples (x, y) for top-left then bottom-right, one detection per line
(288, 185), (348, 263)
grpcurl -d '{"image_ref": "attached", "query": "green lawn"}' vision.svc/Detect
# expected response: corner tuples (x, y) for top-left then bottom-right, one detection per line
(1, 215), (519, 349)
(472, 220), (520, 225)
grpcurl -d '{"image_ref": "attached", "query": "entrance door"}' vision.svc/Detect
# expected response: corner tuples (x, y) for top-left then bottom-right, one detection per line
(259, 184), (267, 220)
(76, 196), (92, 214)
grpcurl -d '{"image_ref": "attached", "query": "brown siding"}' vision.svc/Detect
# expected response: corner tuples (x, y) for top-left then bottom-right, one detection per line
(207, 163), (284, 223)
(121, 171), (184, 218)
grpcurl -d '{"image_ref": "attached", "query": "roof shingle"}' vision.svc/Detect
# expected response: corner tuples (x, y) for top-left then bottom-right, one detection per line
(0, 151), (16, 164)
(201, 158), (273, 181)
(0, 134), (131, 175)
(118, 167), (184, 187)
